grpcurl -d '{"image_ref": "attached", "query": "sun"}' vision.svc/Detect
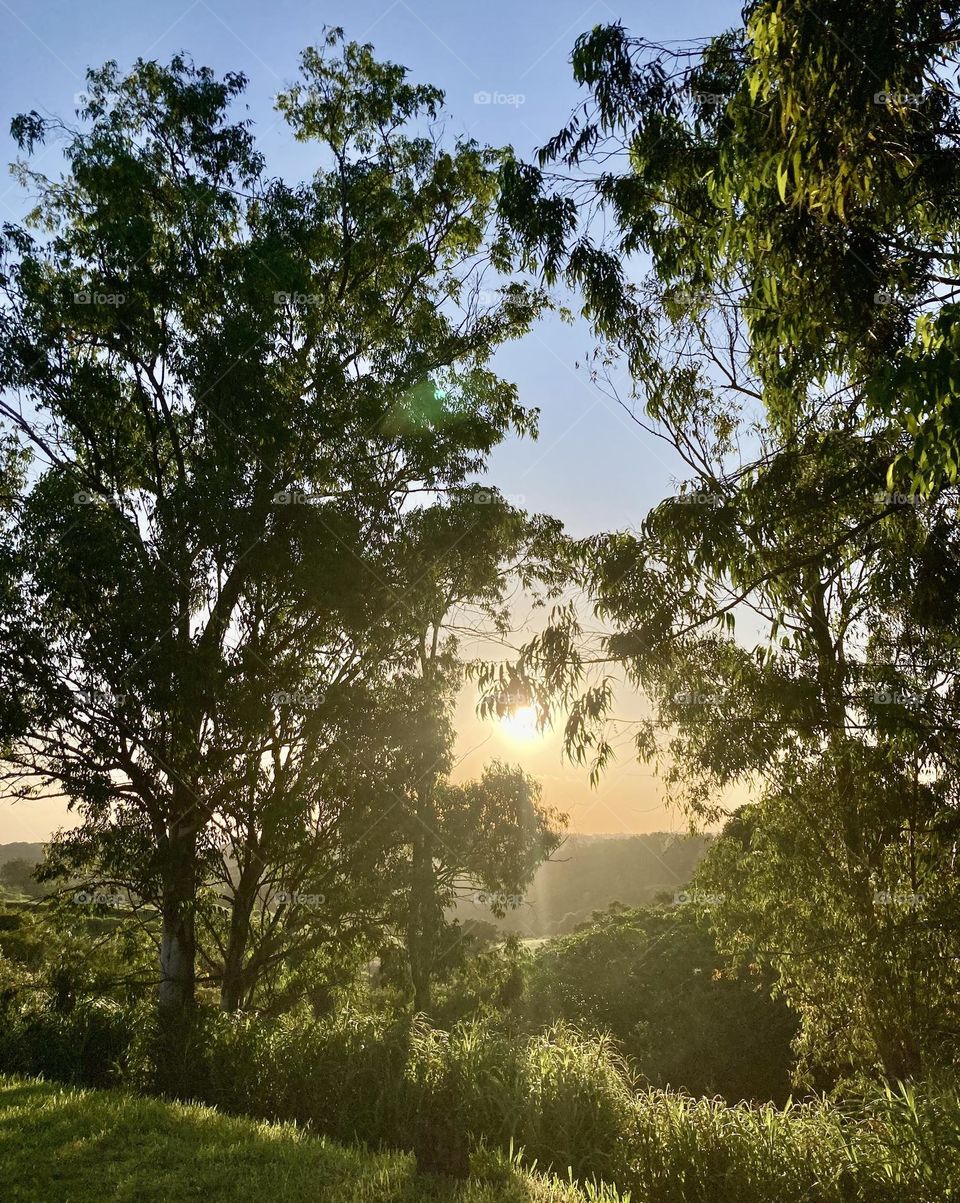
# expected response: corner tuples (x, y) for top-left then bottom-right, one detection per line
(499, 703), (541, 741)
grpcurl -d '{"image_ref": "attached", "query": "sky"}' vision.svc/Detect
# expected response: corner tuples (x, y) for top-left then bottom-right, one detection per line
(0, 0), (743, 843)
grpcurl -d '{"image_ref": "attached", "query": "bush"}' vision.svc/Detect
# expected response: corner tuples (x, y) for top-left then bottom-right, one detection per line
(524, 905), (798, 1103)
(195, 1006), (412, 1147)
(431, 936), (528, 1027)
(0, 997), (130, 1087)
(190, 1009), (638, 1187)
(517, 1026), (636, 1184)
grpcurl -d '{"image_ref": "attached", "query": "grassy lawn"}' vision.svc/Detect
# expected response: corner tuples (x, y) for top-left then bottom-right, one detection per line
(0, 1076), (622, 1203)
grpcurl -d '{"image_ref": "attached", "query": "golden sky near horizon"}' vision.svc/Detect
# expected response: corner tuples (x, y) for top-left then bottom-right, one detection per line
(0, 674), (687, 846)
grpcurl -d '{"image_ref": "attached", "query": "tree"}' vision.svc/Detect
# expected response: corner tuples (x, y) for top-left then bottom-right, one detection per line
(385, 493), (566, 1014)
(0, 33), (547, 1088)
(499, 308), (960, 1078)
(525, 903), (797, 1102)
(203, 676), (419, 1014)
(404, 759), (564, 1014)
(194, 488), (566, 1015)
(506, 8), (960, 490)
(488, 10), (960, 1083)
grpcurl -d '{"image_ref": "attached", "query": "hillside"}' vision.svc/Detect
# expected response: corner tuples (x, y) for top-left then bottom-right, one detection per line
(0, 844), (44, 868)
(0, 1076), (622, 1203)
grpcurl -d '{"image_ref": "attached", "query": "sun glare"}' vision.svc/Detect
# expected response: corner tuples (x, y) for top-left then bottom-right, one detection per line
(500, 703), (541, 741)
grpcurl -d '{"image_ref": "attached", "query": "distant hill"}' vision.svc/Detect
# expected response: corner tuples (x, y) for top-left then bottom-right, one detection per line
(452, 832), (712, 937)
(0, 834), (713, 937)
(0, 842), (44, 867)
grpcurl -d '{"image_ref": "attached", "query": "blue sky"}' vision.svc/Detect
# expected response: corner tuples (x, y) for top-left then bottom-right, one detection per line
(0, 0), (744, 841)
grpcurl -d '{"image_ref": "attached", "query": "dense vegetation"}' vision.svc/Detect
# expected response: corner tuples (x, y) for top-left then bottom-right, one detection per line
(2, 1017), (959, 1201)
(2, 1), (960, 1199)
(522, 903), (798, 1102)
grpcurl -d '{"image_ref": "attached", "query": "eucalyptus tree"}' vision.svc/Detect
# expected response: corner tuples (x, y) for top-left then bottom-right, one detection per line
(386, 492), (566, 1014)
(202, 672), (419, 1013)
(0, 32), (549, 1082)
(408, 760), (563, 1013)
(489, 12), (960, 1075)
(183, 489), (567, 1015)
(498, 288), (960, 1077)
(501, 5), (960, 489)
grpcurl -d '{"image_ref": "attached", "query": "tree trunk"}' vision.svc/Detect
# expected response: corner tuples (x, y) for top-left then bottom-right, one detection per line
(808, 582), (924, 1081)
(156, 822), (198, 1097)
(220, 939), (247, 1013)
(874, 1019), (923, 1082)
(220, 868), (260, 1012)
(408, 798), (437, 1015)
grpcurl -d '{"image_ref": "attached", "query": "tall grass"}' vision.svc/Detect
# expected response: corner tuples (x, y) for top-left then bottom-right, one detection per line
(192, 1012), (959, 1201)
(2, 997), (957, 1201)
(405, 1022), (636, 1183)
(615, 1085), (960, 1203)
(0, 997), (129, 1088)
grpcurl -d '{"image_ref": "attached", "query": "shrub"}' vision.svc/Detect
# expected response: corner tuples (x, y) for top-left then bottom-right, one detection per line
(524, 905), (798, 1103)
(196, 1006), (412, 1147)
(517, 1026), (637, 1185)
(0, 997), (130, 1087)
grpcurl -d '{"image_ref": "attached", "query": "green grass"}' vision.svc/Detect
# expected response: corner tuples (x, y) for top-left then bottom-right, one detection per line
(0, 1076), (624, 1203)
